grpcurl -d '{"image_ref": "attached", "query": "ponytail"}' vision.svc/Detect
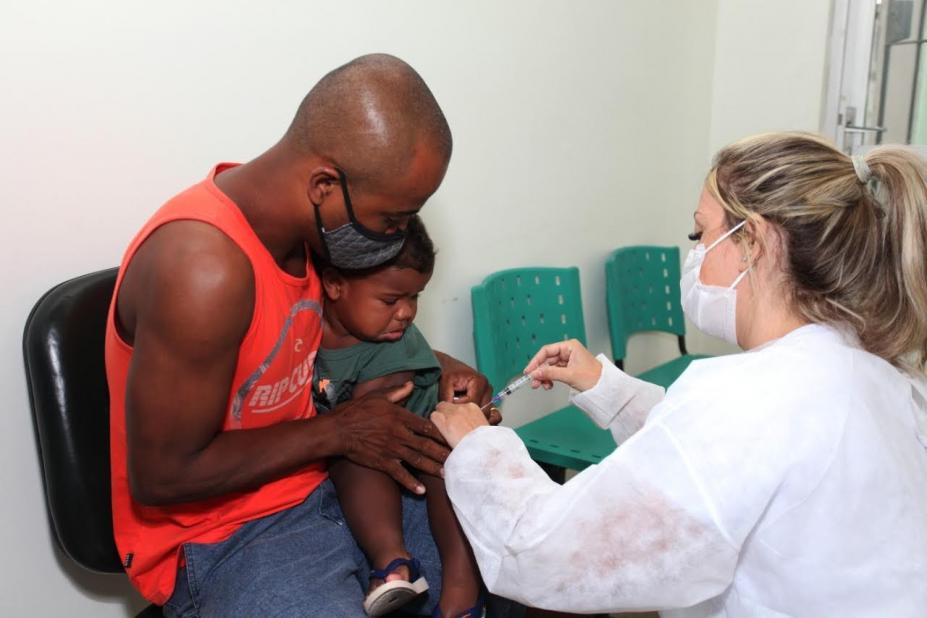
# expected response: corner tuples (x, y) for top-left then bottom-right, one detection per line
(863, 147), (927, 370)
(709, 133), (927, 371)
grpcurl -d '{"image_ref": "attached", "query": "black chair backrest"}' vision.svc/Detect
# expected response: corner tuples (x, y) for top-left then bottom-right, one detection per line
(23, 268), (122, 573)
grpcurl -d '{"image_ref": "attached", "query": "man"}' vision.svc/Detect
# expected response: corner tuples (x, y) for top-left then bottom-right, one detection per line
(105, 54), (494, 617)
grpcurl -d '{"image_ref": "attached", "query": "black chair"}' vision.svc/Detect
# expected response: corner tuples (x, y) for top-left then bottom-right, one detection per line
(23, 267), (161, 617)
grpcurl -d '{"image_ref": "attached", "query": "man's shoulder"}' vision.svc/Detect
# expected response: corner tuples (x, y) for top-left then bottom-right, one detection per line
(118, 220), (254, 347)
(134, 220), (253, 299)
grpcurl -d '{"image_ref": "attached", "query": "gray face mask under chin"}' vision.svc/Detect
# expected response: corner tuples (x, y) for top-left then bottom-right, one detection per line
(313, 169), (406, 270)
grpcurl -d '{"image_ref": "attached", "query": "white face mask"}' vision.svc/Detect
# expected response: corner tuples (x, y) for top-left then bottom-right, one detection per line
(680, 220), (750, 346)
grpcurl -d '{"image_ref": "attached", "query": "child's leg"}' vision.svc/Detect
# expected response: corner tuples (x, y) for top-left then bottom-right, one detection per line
(329, 458), (413, 588)
(422, 473), (482, 617)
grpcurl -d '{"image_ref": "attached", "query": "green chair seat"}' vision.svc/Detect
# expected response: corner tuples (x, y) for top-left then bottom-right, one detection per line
(637, 353), (709, 389)
(514, 405), (616, 471)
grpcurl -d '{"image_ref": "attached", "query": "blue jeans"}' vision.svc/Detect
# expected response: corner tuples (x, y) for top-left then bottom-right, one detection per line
(162, 479), (441, 618)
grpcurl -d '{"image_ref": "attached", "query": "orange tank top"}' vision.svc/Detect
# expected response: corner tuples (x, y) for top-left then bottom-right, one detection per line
(105, 164), (326, 605)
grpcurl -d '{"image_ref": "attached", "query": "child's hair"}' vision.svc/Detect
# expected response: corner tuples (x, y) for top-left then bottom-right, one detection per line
(319, 214), (436, 276)
(385, 214), (436, 274)
(707, 132), (927, 371)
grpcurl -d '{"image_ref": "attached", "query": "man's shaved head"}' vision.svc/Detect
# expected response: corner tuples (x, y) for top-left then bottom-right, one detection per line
(285, 54), (452, 192)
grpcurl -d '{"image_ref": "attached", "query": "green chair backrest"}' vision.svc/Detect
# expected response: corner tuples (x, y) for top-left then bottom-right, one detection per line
(605, 246), (686, 361)
(471, 267), (587, 392)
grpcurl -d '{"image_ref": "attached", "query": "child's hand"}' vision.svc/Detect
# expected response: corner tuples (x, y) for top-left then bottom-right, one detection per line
(435, 352), (493, 407)
(482, 404), (502, 426)
(448, 393), (502, 425)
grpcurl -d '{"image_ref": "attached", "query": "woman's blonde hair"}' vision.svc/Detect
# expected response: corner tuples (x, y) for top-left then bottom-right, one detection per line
(706, 132), (927, 371)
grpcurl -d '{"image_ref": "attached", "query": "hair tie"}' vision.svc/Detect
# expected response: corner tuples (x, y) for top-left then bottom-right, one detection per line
(852, 154), (872, 183)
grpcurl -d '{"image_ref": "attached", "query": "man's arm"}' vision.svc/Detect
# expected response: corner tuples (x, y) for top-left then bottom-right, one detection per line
(120, 222), (446, 505)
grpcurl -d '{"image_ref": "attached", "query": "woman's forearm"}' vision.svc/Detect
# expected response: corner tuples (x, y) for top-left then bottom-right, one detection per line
(570, 353), (665, 444)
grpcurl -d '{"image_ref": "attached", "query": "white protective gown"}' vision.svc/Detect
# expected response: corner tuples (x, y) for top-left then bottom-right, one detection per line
(444, 324), (927, 617)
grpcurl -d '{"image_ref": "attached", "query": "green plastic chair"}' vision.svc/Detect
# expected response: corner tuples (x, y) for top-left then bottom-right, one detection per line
(471, 267), (616, 473)
(605, 245), (708, 388)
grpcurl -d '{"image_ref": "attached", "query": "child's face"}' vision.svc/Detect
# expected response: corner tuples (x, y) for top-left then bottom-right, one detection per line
(325, 266), (432, 342)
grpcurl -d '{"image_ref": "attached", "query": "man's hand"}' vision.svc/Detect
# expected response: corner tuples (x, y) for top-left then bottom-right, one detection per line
(434, 351), (501, 425)
(332, 382), (450, 494)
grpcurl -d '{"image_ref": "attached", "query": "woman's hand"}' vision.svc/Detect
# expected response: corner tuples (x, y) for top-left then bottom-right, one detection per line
(524, 339), (603, 392)
(431, 402), (489, 449)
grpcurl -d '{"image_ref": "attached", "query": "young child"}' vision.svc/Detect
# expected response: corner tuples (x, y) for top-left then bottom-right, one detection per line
(312, 216), (484, 618)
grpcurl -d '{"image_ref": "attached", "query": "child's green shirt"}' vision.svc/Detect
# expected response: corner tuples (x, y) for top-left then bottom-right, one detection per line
(312, 324), (440, 418)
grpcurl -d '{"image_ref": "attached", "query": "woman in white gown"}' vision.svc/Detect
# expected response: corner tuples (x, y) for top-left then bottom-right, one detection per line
(432, 133), (927, 617)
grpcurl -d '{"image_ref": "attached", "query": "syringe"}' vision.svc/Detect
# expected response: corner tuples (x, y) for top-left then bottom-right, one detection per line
(481, 373), (535, 411)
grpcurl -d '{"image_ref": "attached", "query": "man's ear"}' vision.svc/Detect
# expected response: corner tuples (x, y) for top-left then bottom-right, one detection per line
(307, 166), (340, 206)
(321, 268), (345, 301)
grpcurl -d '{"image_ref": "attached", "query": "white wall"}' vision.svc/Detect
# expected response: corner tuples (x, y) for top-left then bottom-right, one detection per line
(681, 0), (834, 358)
(707, 0), (833, 153)
(419, 3), (721, 423)
(0, 0), (831, 614)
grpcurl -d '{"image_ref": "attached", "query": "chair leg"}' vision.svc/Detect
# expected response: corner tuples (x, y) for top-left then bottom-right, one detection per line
(538, 462), (566, 484)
